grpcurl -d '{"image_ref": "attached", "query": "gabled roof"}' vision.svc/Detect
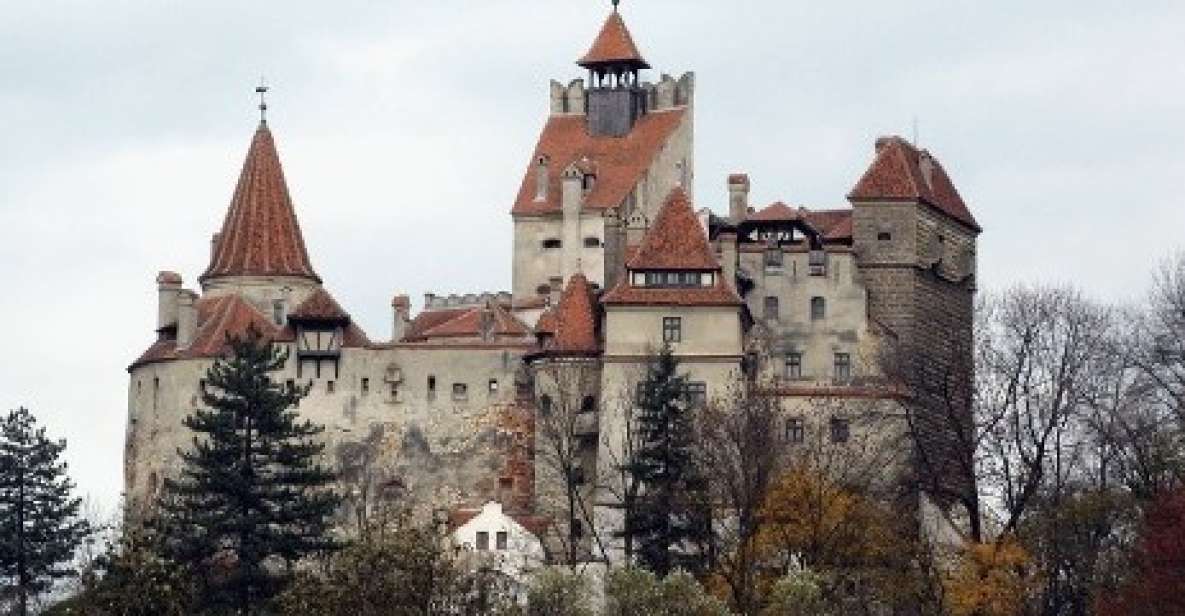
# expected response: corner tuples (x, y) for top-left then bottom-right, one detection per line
(747, 201), (804, 223)
(201, 123), (321, 283)
(539, 274), (600, 355)
(627, 188), (720, 270)
(511, 109), (686, 216)
(288, 287), (350, 322)
(601, 276), (742, 307)
(848, 136), (980, 232)
(578, 9), (650, 70)
(403, 303), (532, 342)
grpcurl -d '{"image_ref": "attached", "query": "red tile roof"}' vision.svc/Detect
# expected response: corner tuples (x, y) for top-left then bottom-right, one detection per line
(200, 123), (321, 283)
(578, 9), (650, 70)
(601, 276), (742, 307)
(627, 188), (720, 270)
(848, 136), (980, 232)
(405, 304), (531, 342)
(511, 109), (686, 216)
(541, 274), (600, 354)
(288, 287), (350, 322)
(747, 201), (804, 223)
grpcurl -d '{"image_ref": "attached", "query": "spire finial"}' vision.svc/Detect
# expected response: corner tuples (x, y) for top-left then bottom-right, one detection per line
(255, 76), (269, 125)
(611, 0), (620, 11)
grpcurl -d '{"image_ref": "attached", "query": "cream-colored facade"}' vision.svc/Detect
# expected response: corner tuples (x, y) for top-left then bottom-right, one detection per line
(126, 5), (979, 565)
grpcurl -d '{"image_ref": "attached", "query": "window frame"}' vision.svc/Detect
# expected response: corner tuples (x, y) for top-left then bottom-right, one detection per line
(834, 352), (852, 382)
(784, 353), (803, 379)
(785, 417), (805, 444)
(810, 296), (826, 321)
(476, 531), (490, 551)
(830, 417), (850, 443)
(662, 317), (683, 343)
(764, 296), (780, 321)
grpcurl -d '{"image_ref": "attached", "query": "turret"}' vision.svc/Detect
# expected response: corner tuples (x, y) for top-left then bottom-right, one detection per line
(578, 3), (650, 136)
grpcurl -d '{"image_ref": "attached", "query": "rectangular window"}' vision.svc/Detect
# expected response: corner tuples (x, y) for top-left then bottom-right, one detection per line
(811, 297), (826, 321)
(764, 296), (780, 321)
(662, 317), (682, 343)
(785, 417), (804, 444)
(643, 272), (703, 288)
(685, 382), (707, 407)
(427, 376), (437, 401)
(784, 353), (802, 379)
(272, 300), (285, 325)
(764, 247), (783, 267)
(361, 377), (370, 395)
(476, 531), (489, 551)
(327, 380), (336, 394)
(834, 353), (852, 381)
(830, 417), (850, 443)
(809, 250), (827, 276)
(496, 531), (508, 550)
(452, 383), (468, 401)
(488, 379), (499, 394)
(542, 238), (562, 249)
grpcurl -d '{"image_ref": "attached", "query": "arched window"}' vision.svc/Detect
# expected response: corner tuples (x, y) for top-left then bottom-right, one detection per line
(810, 297), (826, 320)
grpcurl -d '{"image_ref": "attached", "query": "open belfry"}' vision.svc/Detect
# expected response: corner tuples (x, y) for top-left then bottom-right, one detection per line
(127, 3), (980, 556)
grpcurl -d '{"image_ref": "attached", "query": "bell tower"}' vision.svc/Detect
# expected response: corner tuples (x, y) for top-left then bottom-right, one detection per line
(578, 1), (650, 137)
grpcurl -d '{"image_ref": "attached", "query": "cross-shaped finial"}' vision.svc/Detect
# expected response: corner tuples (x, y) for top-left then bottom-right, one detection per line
(255, 76), (269, 124)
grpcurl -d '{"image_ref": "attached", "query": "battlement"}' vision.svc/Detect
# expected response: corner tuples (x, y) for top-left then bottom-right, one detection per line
(548, 71), (695, 116)
(424, 291), (513, 310)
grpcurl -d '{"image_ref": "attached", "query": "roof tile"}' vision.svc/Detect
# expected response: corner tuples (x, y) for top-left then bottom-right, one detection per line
(627, 188), (720, 270)
(848, 136), (980, 232)
(578, 10), (649, 69)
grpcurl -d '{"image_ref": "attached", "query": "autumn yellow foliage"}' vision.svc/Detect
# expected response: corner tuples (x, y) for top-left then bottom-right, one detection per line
(945, 537), (1040, 616)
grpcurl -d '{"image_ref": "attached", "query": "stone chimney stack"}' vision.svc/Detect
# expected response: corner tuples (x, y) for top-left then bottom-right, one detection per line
(719, 231), (738, 292)
(391, 294), (411, 342)
(156, 271), (183, 332)
(209, 233), (221, 263)
(534, 156), (549, 202)
(728, 174), (750, 223)
(176, 290), (199, 350)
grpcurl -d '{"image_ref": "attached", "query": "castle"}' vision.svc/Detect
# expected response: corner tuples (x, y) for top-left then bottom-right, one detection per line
(126, 5), (980, 559)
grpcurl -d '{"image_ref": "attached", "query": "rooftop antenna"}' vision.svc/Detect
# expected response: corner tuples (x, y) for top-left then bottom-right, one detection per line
(256, 76), (269, 125)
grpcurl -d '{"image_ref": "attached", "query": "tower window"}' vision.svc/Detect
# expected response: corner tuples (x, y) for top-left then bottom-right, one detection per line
(427, 376), (437, 401)
(877, 231), (892, 241)
(811, 297), (826, 320)
(496, 531), (509, 550)
(488, 379), (499, 394)
(662, 317), (682, 343)
(764, 247), (783, 267)
(476, 532), (490, 551)
(785, 417), (804, 444)
(536, 284), (551, 296)
(272, 300), (285, 325)
(452, 383), (468, 401)
(580, 396), (597, 414)
(542, 238), (562, 250)
(327, 380), (336, 394)
(539, 395), (553, 416)
(584, 237), (602, 248)
(685, 382), (707, 407)
(809, 250), (827, 276)
(361, 378), (370, 395)
(764, 296), (780, 321)
(830, 417), (850, 443)
(834, 353), (852, 381)
(784, 353), (802, 379)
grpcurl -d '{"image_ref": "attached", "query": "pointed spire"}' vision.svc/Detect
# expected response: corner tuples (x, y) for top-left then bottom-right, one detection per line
(548, 273), (600, 354)
(578, 5), (650, 70)
(200, 123), (321, 284)
(627, 188), (720, 270)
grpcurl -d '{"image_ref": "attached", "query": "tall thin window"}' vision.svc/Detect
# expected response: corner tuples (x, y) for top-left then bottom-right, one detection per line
(764, 296), (780, 321)
(539, 395), (553, 416)
(361, 377), (370, 395)
(784, 353), (802, 379)
(834, 353), (852, 381)
(663, 317), (682, 343)
(476, 532), (489, 551)
(496, 531), (509, 550)
(830, 417), (850, 443)
(811, 297), (826, 320)
(785, 417), (804, 444)
(427, 376), (437, 401)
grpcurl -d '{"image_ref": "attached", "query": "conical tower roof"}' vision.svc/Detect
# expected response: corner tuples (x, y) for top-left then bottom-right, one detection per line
(200, 123), (321, 283)
(578, 8), (650, 70)
(627, 187), (720, 270)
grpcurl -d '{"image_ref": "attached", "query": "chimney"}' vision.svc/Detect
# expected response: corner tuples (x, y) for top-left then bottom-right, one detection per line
(209, 233), (221, 262)
(561, 164), (583, 215)
(548, 276), (564, 307)
(719, 231), (738, 292)
(391, 294), (411, 342)
(918, 150), (935, 189)
(176, 290), (199, 350)
(534, 156), (550, 202)
(156, 271), (183, 332)
(728, 174), (750, 223)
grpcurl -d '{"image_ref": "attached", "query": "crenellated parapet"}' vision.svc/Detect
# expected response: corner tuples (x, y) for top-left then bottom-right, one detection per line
(423, 291), (514, 310)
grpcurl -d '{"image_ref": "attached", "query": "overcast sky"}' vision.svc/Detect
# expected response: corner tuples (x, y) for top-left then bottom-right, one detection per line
(2, 1), (1183, 514)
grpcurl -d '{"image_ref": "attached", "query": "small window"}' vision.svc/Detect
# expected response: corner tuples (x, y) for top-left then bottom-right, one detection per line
(286, 379), (295, 392)
(488, 379), (499, 394)
(785, 417), (804, 444)
(427, 376), (437, 401)
(834, 353), (852, 381)
(536, 284), (551, 296)
(361, 378), (370, 395)
(764, 296), (780, 321)
(685, 382), (707, 407)
(272, 300), (285, 325)
(452, 383), (468, 401)
(830, 417), (850, 443)
(584, 237), (602, 248)
(198, 378), (206, 392)
(539, 395), (553, 416)
(572, 520), (585, 539)
(496, 531), (509, 550)
(809, 250), (827, 276)
(811, 297), (826, 320)
(764, 247), (783, 267)
(663, 317), (682, 343)
(571, 466), (587, 485)
(390, 382), (399, 399)
(327, 380), (336, 394)
(580, 396), (597, 414)
(542, 238), (562, 249)
(877, 231), (892, 242)
(476, 531), (490, 551)
(784, 353), (802, 379)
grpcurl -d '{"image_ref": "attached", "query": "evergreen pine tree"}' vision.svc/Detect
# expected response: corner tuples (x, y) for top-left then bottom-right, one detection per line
(622, 348), (711, 576)
(161, 326), (341, 614)
(0, 407), (91, 616)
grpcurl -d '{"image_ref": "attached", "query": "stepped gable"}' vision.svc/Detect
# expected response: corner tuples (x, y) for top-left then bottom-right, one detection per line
(511, 109), (686, 216)
(578, 8), (650, 70)
(627, 188), (719, 270)
(200, 123), (321, 283)
(848, 135), (980, 232)
(538, 274), (600, 354)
